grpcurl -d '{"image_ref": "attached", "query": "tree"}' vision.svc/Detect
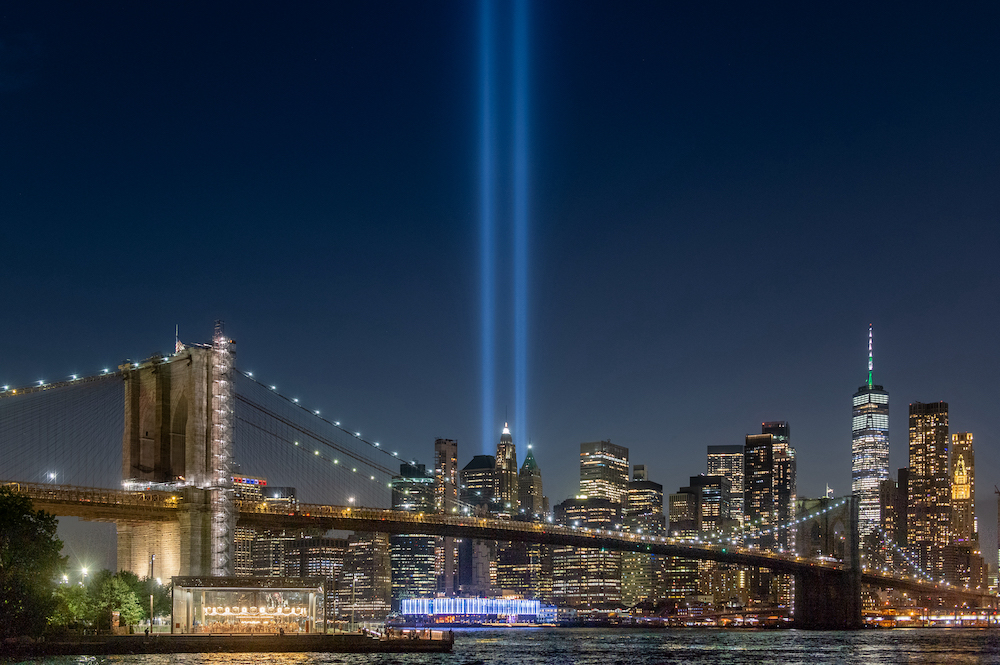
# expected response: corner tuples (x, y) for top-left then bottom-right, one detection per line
(0, 486), (66, 638)
(93, 574), (143, 630)
(49, 583), (93, 629)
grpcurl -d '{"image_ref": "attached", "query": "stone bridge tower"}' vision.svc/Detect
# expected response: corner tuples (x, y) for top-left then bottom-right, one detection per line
(117, 323), (235, 579)
(793, 495), (862, 629)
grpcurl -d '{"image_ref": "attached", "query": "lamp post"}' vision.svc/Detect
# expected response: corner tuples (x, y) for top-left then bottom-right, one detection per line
(149, 554), (156, 632)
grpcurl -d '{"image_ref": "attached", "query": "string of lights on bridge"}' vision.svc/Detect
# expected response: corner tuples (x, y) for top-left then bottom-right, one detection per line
(0, 353), (427, 473)
(670, 499), (850, 549)
(236, 368), (428, 477)
(872, 525), (941, 585)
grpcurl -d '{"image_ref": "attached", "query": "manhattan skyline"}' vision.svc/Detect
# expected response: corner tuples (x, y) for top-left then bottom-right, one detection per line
(1, 2), (997, 568)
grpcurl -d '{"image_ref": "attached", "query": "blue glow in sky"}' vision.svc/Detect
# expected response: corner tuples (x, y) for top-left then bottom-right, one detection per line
(513, 0), (530, 451)
(479, 0), (496, 455)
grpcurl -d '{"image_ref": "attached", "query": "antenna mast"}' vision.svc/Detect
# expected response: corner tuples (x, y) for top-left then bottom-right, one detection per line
(867, 324), (874, 388)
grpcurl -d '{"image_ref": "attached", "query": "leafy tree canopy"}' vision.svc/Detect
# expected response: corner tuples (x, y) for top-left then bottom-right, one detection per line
(0, 486), (66, 638)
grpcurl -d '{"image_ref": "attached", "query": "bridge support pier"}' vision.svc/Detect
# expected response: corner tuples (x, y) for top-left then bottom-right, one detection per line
(793, 568), (862, 629)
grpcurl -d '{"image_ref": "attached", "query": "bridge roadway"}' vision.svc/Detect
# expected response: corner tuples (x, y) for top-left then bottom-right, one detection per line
(5, 481), (990, 604)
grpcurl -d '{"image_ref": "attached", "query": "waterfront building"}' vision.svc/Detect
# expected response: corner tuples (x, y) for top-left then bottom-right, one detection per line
(707, 445), (745, 527)
(907, 401), (950, 577)
(852, 326), (890, 538)
(495, 423), (519, 513)
(579, 440), (629, 505)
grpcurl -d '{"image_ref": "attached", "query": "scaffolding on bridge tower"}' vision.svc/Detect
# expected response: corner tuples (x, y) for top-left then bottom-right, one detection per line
(209, 321), (236, 576)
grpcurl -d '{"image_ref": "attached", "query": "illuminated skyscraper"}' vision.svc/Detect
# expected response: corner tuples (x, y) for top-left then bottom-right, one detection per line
(517, 446), (544, 516)
(433, 438), (459, 596)
(622, 466), (666, 607)
(708, 445), (745, 526)
(552, 497), (622, 608)
(907, 401), (950, 577)
(950, 433), (976, 545)
(852, 325), (890, 538)
(434, 438), (459, 514)
(495, 423), (519, 513)
(389, 463), (436, 605)
(579, 440), (629, 505)
(745, 424), (796, 551)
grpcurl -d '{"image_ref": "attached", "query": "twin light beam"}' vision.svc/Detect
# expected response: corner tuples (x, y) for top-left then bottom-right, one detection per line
(481, 0), (530, 453)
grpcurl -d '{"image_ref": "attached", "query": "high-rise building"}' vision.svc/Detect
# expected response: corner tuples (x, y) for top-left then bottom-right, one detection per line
(951, 433), (976, 545)
(283, 537), (348, 621)
(434, 438), (459, 514)
(745, 423), (796, 551)
(517, 446), (544, 516)
(622, 467), (666, 607)
(495, 424), (519, 513)
(744, 424), (796, 608)
(852, 325), (890, 538)
(686, 475), (733, 536)
(339, 532), (391, 620)
(762, 421), (796, 552)
(552, 497), (622, 608)
(459, 454), (497, 595)
(579, 440), (629, 505)
(433, 438), (459, 596)
(389, 463), (437, 605)
(460, 454), (496, 510)
(708, 445), (745, 526)
(907, 401), (950, 577)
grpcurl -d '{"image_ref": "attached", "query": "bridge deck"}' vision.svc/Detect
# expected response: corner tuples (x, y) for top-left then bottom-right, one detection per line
(3, 481), (990, 602)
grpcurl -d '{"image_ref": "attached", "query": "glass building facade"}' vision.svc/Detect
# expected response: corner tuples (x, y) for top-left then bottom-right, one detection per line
(171, 576), (324, 634)
(707, 445), (745, 527)
(852, 328), (889, 539)
(907, 401), (950, 577)
(579, 440), (629, 505)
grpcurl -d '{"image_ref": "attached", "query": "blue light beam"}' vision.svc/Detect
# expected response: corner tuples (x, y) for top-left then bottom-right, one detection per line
(479, 0), (496, 454)
(513, 0), (529, 450)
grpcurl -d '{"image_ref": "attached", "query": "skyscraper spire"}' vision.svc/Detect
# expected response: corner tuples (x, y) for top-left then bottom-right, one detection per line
(867, 324), (873, 388)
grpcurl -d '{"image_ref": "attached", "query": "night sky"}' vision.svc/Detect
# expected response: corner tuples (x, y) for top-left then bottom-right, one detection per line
(2, 2), (999, 570)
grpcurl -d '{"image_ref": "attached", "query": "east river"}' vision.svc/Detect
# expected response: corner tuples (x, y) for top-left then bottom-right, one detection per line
(19, 628), (1000, 665)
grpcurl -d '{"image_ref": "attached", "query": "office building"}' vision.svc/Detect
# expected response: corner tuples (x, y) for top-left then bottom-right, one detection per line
(389, 463), (437, 605)
(622, 466), (666, 607)
(951, 433), (976, 545)
(852, 325), (890, 538)
(552, 497), (622, 608)
(745, 423), (796, 552)
(459, 454), (498, 595)
(579, 440), (629, 505)
(907, 401), (950, 577)
(708, 445), (745, 526)
(495, 423), (519, 513)
(434, 438), (459, 596)
(460, 454), (496, 510)
(517, 447), (545, 516)
(338, 532), (392, 620)
(283, 537), (348, 621)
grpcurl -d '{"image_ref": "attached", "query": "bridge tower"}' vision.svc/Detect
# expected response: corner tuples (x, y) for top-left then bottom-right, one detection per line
(793, 495), (862, 629)
(117, 323), (236, 579)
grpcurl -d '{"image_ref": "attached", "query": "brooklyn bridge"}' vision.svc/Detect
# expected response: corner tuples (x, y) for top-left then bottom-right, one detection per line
(1, 324), (992, 630)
